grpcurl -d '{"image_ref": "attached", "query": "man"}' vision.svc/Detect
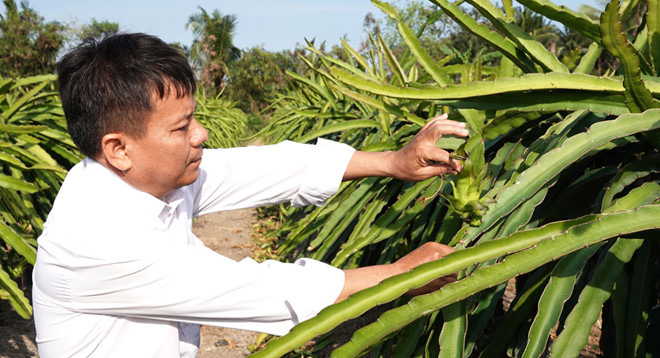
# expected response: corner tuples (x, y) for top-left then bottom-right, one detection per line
(32, 33), (468, 357)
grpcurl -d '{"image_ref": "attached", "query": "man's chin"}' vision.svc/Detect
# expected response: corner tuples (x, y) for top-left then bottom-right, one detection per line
(181, 170), (201, 187)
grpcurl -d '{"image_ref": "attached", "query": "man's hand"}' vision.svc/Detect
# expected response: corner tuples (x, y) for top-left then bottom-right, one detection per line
(389, 114), (468, 181)
(342, 114), (469, 181)
(393, 242), (456, 296)
(336, 242), (455, 302)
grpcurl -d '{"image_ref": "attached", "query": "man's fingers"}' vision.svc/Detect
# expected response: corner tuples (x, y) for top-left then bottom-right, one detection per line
(407, 274), (456, 296)
(392, 115), (469, 182)
(426, 163), (459, 176)
(427, 149), (462, 172)
(421, 113), (449, 130)
(422, 115), (468, 137)
(428, 120), (469, 138)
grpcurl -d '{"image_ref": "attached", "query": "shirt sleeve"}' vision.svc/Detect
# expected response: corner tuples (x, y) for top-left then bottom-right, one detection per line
(192, 139), (355, 216)
(41, 233), (345, 336)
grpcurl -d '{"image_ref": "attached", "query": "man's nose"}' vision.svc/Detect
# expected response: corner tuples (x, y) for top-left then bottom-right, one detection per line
(190, 118), (208, 147)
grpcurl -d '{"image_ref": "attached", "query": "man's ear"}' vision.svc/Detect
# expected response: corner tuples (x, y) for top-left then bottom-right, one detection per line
(100, 133), (133, 171)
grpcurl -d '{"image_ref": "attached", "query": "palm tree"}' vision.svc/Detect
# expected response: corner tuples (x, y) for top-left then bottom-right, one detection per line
(0, 0), (66, 77)
(1, 0), (17, 19)
(186, 7), (240, 94)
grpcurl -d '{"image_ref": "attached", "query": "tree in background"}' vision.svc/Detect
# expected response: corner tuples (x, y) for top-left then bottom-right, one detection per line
(373, 0), (451, 49)
(439, 5), (499, 65)
(516, 7), (560, 49)
(77, 18), (118, 42)
(363, 1), (496, 65)
(364, 0), (602, 71)
(225, 46), (299, 114)
(187, 7), (240, 95)
(59, 18), (120, 53)
(0, 0), (66, 77)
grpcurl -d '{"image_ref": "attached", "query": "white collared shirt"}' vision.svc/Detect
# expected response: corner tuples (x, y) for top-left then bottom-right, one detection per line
(32, 139), (355, 357)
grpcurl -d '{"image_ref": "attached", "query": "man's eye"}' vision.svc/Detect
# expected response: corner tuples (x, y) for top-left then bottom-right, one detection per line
(178, 123), (190, 131)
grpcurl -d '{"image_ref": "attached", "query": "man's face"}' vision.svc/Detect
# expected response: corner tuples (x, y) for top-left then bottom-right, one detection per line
(129, 91), (208, 199)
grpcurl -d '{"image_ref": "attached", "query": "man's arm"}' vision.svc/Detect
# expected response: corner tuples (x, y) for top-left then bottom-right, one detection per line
(343, 114), (469, 182)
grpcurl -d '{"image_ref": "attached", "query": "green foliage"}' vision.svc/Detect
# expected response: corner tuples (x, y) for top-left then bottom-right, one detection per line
(369, 0), (501, 66)
(371, 0), (452, 52)
(0, 0), (67, 77)
(194, 89), (250, 148)
(366, 0), (600, 72)
(0, 75), (82, 318)
(225, 47), (300, 114)
(187, 7), (240, 95)
(252, 0), (660, 356)
(76, 18), (119, 42)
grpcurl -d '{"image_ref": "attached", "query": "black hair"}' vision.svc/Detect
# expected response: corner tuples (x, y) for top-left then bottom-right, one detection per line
(57, 33), (196, 157)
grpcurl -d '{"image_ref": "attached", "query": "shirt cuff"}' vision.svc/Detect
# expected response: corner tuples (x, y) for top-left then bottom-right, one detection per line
(290, 138), (355, 207)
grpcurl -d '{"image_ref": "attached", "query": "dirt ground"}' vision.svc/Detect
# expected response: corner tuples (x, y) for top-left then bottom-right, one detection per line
(0, 300), (37, 358)
(193, 209), (260, 358)
(0, 209), (259, 358)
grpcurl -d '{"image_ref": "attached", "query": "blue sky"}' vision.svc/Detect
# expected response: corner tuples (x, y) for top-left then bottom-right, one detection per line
(27, 0), (603, 52)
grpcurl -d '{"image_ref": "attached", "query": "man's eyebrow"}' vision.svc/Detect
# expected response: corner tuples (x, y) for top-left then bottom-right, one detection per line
(173, 110), (194, 127)
(181, 105), (196, 121)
